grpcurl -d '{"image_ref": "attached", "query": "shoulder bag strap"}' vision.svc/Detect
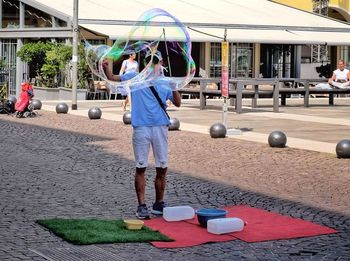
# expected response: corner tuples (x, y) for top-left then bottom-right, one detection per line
(149, 86), (170, 119)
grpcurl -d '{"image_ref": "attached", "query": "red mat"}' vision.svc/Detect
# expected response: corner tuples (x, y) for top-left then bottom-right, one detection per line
(144, 205), (337, 248)
(186, 205), (338, 243)
(144, 218), (235, 248)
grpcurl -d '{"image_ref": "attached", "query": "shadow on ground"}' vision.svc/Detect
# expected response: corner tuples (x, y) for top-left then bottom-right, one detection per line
(0, 117), (349, 260)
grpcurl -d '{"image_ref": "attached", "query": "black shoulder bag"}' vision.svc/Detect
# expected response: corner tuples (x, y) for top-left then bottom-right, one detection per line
(149, 86), (170, 119)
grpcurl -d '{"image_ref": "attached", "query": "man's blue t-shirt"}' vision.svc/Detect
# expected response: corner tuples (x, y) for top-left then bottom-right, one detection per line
(120, 72), (174, 127)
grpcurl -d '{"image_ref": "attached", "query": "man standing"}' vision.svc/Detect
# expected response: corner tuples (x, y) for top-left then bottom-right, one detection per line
(328, 59), (350, 89)
(104, 50), (181, 219)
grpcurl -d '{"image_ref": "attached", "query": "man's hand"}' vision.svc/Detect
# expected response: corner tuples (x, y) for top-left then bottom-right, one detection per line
(103, 59), (121, 82)
(102, 59), (109, 70)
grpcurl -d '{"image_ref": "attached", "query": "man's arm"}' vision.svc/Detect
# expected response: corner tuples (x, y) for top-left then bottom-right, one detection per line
(103, 60), (121, 81)
(172, 91), (181, 107)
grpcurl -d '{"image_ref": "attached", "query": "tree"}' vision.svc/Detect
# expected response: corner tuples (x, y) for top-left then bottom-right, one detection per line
(17, 41), (91, 88)
(41, 44), (72, 87)
(78, 45), (91, 88)
(16, 41), (54, 78)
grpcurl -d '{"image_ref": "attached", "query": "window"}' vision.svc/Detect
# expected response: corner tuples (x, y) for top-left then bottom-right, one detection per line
(231, 43), (253, 78)
(271, 45), (292, 78)
(55, 19), (67, 28)
(0, 39), (17, 95)
(25, 5), (52, 28)
(340, 46), (350, 67)
(2, 0), (19, 28)
(210, 43), (221, 77)
(86, 40), (107, 46)
(210, 42), (253, 78)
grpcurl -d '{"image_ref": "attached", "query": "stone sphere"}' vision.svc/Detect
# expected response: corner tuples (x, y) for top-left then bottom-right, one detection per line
(210, 123), (227, 138)
(55, 103), (69, 114)
(8, 95), (17, 104)
(268, 131), (287, 148)
(88, 107), (102, 120)
(122, 111), (132, 124)
(336, 140), (350, 158)
(168, 118), (180, 131)
(31, 99), (42, 110)
(5, 100), (15, 113)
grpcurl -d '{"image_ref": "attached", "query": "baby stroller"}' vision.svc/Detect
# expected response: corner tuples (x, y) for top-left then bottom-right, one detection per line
(15, 82), (37, 118)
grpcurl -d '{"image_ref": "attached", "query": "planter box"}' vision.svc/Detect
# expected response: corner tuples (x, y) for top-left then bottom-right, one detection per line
(33, 86), (87, 101)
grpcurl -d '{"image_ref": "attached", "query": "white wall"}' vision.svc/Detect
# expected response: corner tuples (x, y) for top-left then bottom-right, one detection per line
(300, 62), (325, 79)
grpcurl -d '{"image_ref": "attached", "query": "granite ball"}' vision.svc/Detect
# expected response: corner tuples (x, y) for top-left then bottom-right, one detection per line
(210, 123), (227, 138)
(8, 95), (17, 104)
(88, 107), (102, 119)
(169, 118), (180, 131)
(31, 99), (42, 110)
(268, 131), (287, 148)
(336, 140), (350, 158)
(123, 111), (132, 125)
(55, 103), (69, 114)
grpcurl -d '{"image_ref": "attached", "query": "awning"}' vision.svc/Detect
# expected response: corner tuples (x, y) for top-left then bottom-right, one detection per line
(81, 24), (350, 45)
(22, 0), (350, 45)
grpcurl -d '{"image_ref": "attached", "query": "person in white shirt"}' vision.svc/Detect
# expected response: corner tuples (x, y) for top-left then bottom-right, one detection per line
(328, 59), (350, 89)
(119, 51), (139, 110)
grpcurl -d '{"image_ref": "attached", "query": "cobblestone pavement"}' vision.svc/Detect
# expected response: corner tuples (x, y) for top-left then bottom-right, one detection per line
(1, 111), (350, 260)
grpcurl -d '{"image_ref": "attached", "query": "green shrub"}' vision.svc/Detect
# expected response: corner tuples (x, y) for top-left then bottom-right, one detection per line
(17, 41), (54, 77)
(17, 41), (90, 88)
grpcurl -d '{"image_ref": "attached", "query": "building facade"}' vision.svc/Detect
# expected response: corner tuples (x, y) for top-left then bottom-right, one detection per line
(274, 0), (350, 74)
(274, 0), (350, 22)
(1, 0), (350, 97)
(0, 0), (108, 95)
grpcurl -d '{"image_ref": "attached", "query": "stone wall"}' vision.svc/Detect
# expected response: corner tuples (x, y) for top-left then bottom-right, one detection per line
(33, 87), (87, 101)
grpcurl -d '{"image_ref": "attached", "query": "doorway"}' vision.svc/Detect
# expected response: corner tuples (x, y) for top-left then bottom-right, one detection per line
(260, 44), (295, 78)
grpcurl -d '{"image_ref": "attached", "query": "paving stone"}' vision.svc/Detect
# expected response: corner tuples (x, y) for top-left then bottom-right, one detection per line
(1, 112), (350, 260)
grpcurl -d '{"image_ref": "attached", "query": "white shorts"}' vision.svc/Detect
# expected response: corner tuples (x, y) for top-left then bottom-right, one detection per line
(132, 125), (168, 168)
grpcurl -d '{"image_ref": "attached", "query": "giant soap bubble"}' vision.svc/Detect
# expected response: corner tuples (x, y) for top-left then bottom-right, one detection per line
(84, 8), (196, 94)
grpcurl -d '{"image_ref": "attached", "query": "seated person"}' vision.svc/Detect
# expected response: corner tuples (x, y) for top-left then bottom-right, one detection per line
(328, 59), (350, 89)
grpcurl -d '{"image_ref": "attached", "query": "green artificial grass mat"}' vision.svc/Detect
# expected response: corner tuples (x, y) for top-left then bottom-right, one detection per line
(37, 218), (173, 245)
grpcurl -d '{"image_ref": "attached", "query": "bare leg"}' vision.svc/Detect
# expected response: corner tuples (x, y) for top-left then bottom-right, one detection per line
(332, 81), (343, 89)
(155, 167), (167, 203)
(135, 167), (146, 205)
(123, 96), (129, 111)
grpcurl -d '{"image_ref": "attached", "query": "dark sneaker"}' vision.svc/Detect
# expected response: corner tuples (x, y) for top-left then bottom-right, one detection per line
(136, 204), (150, 219)
(151, 201), (167, 215)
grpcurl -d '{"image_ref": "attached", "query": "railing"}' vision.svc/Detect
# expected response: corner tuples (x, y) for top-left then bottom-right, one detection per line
(0, 82), (8, 100)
